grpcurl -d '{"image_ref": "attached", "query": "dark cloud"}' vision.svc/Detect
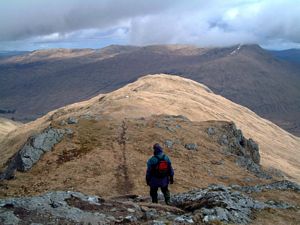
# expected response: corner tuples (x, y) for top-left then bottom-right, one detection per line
(0, 0), (299, 50)
(0, 0), (175, 41)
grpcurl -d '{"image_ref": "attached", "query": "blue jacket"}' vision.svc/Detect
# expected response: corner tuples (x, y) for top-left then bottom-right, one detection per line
(146, 153), (174, 188)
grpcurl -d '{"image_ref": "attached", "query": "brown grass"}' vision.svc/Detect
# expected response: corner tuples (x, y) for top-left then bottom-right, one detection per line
(0, 117), (21, 142)
(0, 116), (265, 198)
(0, 74), (299, 197)
(250, 208), (300, 225)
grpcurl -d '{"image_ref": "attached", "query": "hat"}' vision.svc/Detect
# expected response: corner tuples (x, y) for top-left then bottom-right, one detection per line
(153, 143), (163, 155)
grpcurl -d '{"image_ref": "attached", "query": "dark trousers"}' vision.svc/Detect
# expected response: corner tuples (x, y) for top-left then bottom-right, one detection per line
(150, 186), (170, 204)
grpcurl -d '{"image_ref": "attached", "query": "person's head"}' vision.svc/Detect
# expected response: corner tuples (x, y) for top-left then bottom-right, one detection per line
(153, 143), (163, 155)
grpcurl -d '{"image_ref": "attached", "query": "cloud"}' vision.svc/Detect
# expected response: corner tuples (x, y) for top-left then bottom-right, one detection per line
(128, 0), (300, 48)
(0, 0), (299, 50)
(0, 0), (174, 41)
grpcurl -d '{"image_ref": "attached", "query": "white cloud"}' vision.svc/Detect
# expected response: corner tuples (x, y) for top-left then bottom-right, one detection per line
(0, 0), (299, 50)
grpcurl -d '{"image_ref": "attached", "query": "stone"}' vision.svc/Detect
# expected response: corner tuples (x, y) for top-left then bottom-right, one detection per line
(171, 183), (294, 225)
(207, 127), (215, 135)
(184, 143), (198, 151)
(151, 220), (166, 225)
(174, 215), (194, 224)
(175, 124), (182, 129)
(203, 215), (217, 223)
(124, 215), (137, 222)
(235, 157), (271, 179)
(219, 176), (229, 180)
(67, 117), (78, 124)
(87, 196), (100, 204)
(65, 128), (73, 135)
(0, 127), (65, 179)
(166, 126), (175, 132)
(0, 191), (112, 224)
(165, 140), (174, 149)
(17, 127), (65, 172)
(127, 208), (135, 213)
(140, 206), (149, 212)
(0, 209), (20, 225)
(232, 180), (300, 193)
(0, 181), (297, 225)
(145, 209), (158, 220)
(220, 134), (229, 145)
(243, 177), (254, 182)
(247, 139), (260, 164)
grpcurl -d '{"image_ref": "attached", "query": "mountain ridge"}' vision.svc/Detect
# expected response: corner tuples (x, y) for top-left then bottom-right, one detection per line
(0, 44), (300, 136)
(1, 74), (299, 184)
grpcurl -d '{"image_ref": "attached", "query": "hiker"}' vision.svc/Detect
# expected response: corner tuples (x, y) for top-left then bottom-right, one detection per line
(146, 143), (174, 204)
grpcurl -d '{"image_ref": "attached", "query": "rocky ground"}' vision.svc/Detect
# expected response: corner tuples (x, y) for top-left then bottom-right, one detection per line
(0, 180), (299, 225)
(0, 114), (299, 224)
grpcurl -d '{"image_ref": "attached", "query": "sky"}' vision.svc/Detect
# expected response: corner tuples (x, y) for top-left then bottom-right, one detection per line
(0, 0), (300, 51)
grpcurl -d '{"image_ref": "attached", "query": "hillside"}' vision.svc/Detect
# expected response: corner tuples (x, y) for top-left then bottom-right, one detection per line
(0, 117), (21, 142)
(269, 49), (300, 64)
(0, 44), (300, 135)
(0, 74), (300, 224)
(1, 74), (299, 189)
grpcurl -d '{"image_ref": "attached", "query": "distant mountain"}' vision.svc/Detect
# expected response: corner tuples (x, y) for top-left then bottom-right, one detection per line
(0, 51), (29, 58)
(269, 49), (300, 64)
(0, 44), (300, 136)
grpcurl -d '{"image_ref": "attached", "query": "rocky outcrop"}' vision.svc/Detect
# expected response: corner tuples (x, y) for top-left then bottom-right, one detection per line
(172, 181), (297, 224)
(231, 180), (300, 193)
(0, 181), (298, 225)
(208, 122), (271, 178)
(0, 127), (65, 180)
(217, 123), (260, 164)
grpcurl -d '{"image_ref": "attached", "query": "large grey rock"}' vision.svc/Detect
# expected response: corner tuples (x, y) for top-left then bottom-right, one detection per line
(218, 122), (266, 178)
(17, 127), (65, 172)
(0, 127), (65, 180)
(247, 139), (260, 164)
(0, 191), (108, 224)
(171, 183), (296, 225)
(0, 181), (298, 225)
(0, 209), (20, 225)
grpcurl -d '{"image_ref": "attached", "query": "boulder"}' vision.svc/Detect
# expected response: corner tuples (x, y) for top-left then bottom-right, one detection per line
(0, 181), (298, 225)
(0, 127), (65, 180)
(172, 183), (296, 224)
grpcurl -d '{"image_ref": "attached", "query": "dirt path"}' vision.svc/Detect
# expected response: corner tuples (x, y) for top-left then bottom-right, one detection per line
(115, 120), (134, 194)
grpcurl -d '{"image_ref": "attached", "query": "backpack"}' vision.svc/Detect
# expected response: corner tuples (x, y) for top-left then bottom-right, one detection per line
(153, 155), (169, 178)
